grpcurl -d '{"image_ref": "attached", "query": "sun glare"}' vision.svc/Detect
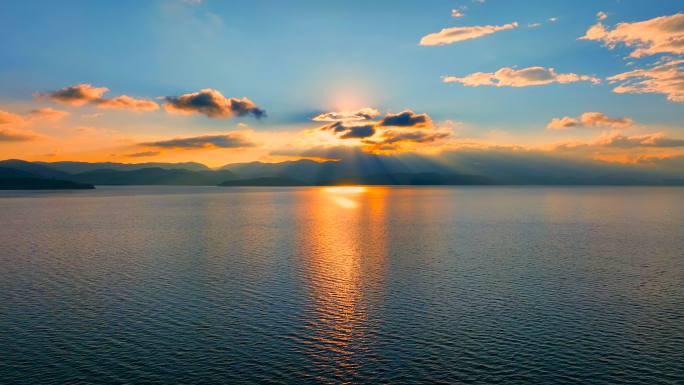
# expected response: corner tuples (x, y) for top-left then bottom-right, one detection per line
(323, 186), (367, 194)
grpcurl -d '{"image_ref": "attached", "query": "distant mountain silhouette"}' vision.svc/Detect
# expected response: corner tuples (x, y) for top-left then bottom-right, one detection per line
(37, 161), (210, 174)
(0, 164), (94, 190)
(0, 160), (73, 179)
(69, 168), (236, 185)
(1, 157), (682, 186)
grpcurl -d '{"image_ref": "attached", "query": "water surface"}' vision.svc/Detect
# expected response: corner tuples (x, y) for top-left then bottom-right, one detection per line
(1, 186), (683, 384)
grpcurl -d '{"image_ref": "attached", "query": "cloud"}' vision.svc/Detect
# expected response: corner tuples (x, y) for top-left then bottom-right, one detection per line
(0, 128), (36, 142)
(597, 11), (608, 21)
(39, 84), (109, 106)
(163, 88), (266, 119)
(0, 109), (25, 125)
(595, 132), (684, 148)
(97, 95), (159, 111)
(420, 22), (518, 46)
(127, 151), (161, 158)
(378, 110), (432, 128)
(580, 13), (684, 58)
(547, 112), (633, 130)
(142, 133), (255, 149)
(451, 9), (464, 18)
(371, 130), (450, 145)
(320, 121), (376, 139)
(340, 125), (376, 139)
(39, 83), (159, 111)
(607, 59), (684, 103)
(443, 66), (600, 87)
(318, 109), (437, 145)
(27, 108), (70, 121)
(312, 108), (379, 122)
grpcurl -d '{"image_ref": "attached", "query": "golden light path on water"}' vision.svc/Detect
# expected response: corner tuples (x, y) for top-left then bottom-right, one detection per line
(295, 186), (388, 380)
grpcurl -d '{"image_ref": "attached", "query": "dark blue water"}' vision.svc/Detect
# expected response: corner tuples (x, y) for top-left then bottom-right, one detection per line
(1, 186), (683, 384)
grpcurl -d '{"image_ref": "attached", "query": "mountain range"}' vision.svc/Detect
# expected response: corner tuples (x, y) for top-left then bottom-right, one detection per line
(1, 152), (683, 189)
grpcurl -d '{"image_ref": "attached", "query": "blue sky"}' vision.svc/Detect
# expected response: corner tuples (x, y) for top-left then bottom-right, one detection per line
(0, 0), (682, 166)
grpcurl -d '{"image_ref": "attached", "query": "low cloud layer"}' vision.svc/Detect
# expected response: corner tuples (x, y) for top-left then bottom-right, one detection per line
(608, 59), (684, 103)
(0, 128), (36, 142)
(548, 112), (633, 130)
(420, 22), (518, 46)
(580, 13), (684, 58)
(444, 66), (600, 87)
(596, 132), (684, 148)
(39, 84), (159, 111)
(163, 89), (265, 119)
(0, 107), (68, 141)
(142, 133), (256, 149)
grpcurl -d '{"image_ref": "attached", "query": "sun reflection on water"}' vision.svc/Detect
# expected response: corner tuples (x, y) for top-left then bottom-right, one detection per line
(294, 186), (388, 380)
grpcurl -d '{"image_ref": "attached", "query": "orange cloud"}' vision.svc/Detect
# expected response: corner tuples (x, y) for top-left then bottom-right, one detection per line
(27, 108), (70, 121)
(595, 132), (684, 148)
(608, 59), (684, 103)
(0, 109), (26, 125)
(444, 66), (600, 87)
(580, 13), (684, 58)
(547, 112), (633, 130)
(97, 95), (159, 111)
(0, 127), (37, 142)
(39, 83), (159, 111)
(420, 22), (518, 46)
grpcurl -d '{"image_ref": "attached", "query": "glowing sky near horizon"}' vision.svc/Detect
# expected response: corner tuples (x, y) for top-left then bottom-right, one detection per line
(0, 0), (683, 167)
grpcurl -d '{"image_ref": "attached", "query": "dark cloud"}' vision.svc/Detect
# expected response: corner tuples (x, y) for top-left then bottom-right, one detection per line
(142, 133), (255, 149)
(39, 84), (109, 106)
(321, 121), (376, 139)
(378, 110), (432, 128)
(341, 125), (376, 139)
(163, 89), (266, 119)
(127, 151), (161, 158)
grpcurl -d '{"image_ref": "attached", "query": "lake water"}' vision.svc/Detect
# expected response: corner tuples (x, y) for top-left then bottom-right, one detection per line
(1, 186), (683, 384)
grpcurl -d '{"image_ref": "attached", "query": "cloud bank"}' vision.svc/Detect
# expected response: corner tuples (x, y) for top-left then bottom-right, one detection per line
(143, 133), (256, 149)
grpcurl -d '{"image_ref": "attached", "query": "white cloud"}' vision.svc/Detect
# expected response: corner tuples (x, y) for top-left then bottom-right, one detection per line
(444, 66), (600, 87)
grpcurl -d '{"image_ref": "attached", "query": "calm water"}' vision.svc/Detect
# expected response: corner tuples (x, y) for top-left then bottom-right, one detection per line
(1, 186), (683, 384)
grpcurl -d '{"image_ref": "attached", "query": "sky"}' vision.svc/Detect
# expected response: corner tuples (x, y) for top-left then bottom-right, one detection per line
(0, 0), (683, 168)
